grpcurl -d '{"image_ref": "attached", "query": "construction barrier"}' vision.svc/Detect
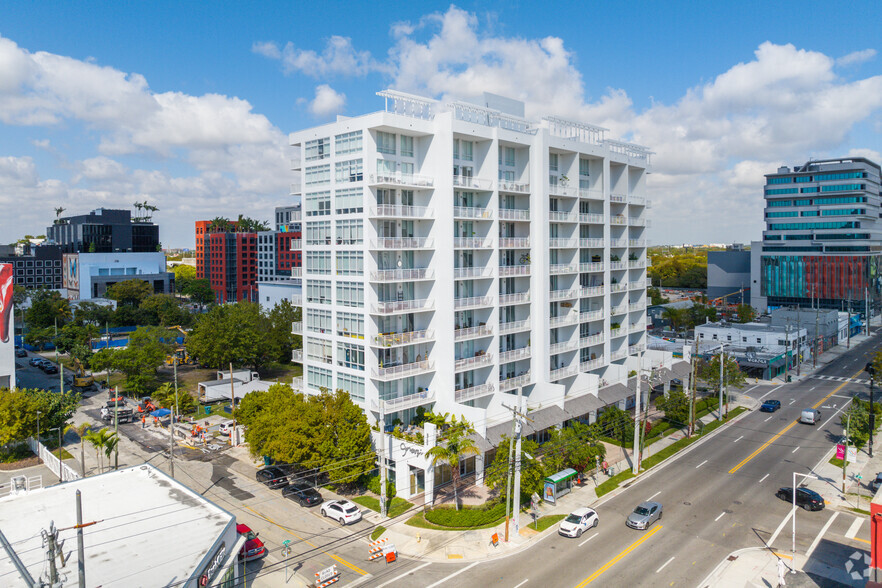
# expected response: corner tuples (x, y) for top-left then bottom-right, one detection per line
(315, 564), (339, 588)
(490, 532), (499, 547)
(382, 544), (397, 565)
(368, 538), (389, 561)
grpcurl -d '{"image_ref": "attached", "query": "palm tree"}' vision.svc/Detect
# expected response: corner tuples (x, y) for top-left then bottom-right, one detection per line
(71, 423), (91, 476)
(425, 419), (480, 510)
(84, 428), (117, 473)
(54, 207), (65, 219)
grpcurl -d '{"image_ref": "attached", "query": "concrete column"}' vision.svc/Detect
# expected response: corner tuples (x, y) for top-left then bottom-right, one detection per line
(424, 422), (437, 507)
(474, 453), (485, 486)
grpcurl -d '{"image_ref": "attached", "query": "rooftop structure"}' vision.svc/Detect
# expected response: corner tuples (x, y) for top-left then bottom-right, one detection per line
(46, 208), (160, 254)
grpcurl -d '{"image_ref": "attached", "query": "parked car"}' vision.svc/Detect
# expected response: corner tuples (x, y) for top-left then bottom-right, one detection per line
(760, 400), (781, 412)
(282, 482), (323, 507)
(256, 466), (289, 489)
(871, 473), (882, 493)
(799, 409), (822, 425)
(28, 357), (43, 367)
(15, 348), (27, 358)
(218, 420), (235, 436)
(320, 499), (362, 525)
(775, 487), (825, 511)
(236, 524), (267, 562)
(41, 364), (58, 374)
(626, 501), (663, 530)
(558, 507), (599, 538)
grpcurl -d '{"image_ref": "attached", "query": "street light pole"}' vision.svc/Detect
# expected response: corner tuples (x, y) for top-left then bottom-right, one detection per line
(718, 344), (725, 421)
(792, 472), (818, 566)
(870, 375), (875, 459)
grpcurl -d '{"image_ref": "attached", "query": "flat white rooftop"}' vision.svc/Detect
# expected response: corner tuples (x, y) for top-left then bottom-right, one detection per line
(0, 464), (236, 587)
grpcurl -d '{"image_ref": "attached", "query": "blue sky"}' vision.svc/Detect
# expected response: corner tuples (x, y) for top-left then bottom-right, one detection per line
(1, 1), (881, 247)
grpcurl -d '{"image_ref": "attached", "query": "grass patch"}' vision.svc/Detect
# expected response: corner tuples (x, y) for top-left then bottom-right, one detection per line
(370, 526), (386, 541)
(848, 507), (871, 516)
(595, 470), (636, 498)
(351, 496), (414, 518)
(405, 504), (508, 531)
(829, 457), (846, 468)
(531, 514), (566, 532)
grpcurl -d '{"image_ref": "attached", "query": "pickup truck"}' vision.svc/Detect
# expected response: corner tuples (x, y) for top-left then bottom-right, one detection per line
(101, 406), (134, 424)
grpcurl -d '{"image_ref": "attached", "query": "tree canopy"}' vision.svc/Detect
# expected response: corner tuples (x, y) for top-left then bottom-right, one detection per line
(0, 387), (80, 446)
(100, 326), (172, 395)
(105, 279), (152, 307)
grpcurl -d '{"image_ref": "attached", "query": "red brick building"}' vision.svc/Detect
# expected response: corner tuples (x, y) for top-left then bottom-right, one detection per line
(195, 220), (257, 304)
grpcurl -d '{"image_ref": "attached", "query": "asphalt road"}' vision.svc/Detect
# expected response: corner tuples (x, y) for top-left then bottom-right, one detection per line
(352, 330), (882, 588)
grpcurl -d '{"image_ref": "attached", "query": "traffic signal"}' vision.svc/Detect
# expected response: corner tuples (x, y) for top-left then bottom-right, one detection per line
(866, 362), (875, 377)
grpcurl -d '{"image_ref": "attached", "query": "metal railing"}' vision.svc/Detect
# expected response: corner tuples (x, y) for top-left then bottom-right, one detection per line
(290, 267), (302, 278)
(455, 383), (495, 403)
(611, 304), (628, 315)
(454, 295), (494, 310)
(454, 266), (494, 279)
(454, 206), (494, 219)
(291, 376), (304, 391)
(549, 238), (578, 248)
(453, 175), (493, 190)
(548, 211), (579, 223)
(628, 260), (645, 269)
(500, 347), (532, 363)
(499, 372), (532, 391)
(629, 344), (646, 355)
(580, 358), (604, 371)
(499, 292), (531, 305)
(369, 268), (434, 282)
(580, 238), (604, 248)
(550, 263), (578, 274)
(610, 239), (628, 248)
(498, 180), (530, 193)
(580, 213), (604, 224)
(499, 208), (530, 221)
(500, 318), (531, 334)
(609, 261), (627, 270)
(289, 239), (302, 251)
(455, 353), (494, 371)
(629, 217), (645, 226)
(455, 325), (493, 341)
(550, 313), (579, 327)
(580, 333), (604, 346)
(579, 286), (604, 297)
(610, 349), (628, 360)
(629, 322), (646, 333)
(371, 298), (434, 314)
(371, 204), (433, 218)
(579, 188), (604, 200)
(373, 359), (435, 380)
(550, 364), (579, 380)
(548, 184), (579, 198)
(611, 282), (629, 293)
(372, 329), (434, 348)
(369, 173), (435, 187)
(580, 262), (604, 272)
(499, 264), (531, 276)
(610, 193), (627, 203)
(454, 237), (493, 249)
(291, 349), (303, 362)
(382, 390), (435, 410)
(549, 340), (578, 354)
(370, 237), (433, 249)
(291, 322), (302, 334)
(549, 288), (578, 301)
(629, 239), (647, 247)
(580, 309), (604, 322)
(499, 237), (530, 248)
(611, 215), (627, 225)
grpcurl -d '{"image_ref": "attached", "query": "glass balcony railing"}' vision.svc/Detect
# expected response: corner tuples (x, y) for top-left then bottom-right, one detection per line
(370, 237), (434, 250)
(455, 353), (494, 372)
(369, 268), (434, 282)
(453, 175), (493, 190)
(372, 359), (435, 381)
(454, 324), (493, 341)
(369, 173), (435, 188)
(454, 206), (493, 220)
(499, 292), (530, 305)
(371, 204), (433, 219)
(499, 237), (530, 248)
(499, 372), (532, 392)
(371, 329), (434, 348)
(454, 266), (494, 279)
(454, 295), (494, 310)
(371, 298), (434, 314)
(499, 208), (530, 221)
(455, 383), (495, 403)
(499, 319), (531, 334)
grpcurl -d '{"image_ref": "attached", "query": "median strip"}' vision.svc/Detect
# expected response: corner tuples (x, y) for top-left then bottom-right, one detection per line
(574, 524), (662, 586)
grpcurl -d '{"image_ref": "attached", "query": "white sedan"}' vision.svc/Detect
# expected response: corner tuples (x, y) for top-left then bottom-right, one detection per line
(320, 499), (362, 525)
(558, 507), (599, 538)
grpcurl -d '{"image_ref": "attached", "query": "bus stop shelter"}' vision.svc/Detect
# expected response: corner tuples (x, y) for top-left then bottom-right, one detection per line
(543, 468), (578, 504)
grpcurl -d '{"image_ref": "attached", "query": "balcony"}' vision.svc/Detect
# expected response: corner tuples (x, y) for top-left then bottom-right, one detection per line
(580, 358), (604, 371)
(290, 295), (303, 306)
(629, 344), (646, 355)
(291, 376), (304, 392)
(291, 321), (302, 335)
(579, 285), (604, 297)
(549, 340), (578, 355)
(629, 217), (646, 227)
(499, 264), (531, 277)
(550, 364), (579, 380)
(580, 309), (604, 322)
(550, 263), (578, 275)
(611, 215), (627, 226)
(372, 359), (435, 381)
(610, 282), (629, 293)
(454, 206), (493, 220)
(500, 319), (531, 334)
(549, 288), (578, 301)
(610, 238), (628, 248)
(499, 372), (532, 392)
(499, 237), (530, 248)
(580, 333), (604, 346)
(611, 304), (628, 315)
(498, 180), (530, 193)
(548, 211), (579, 223)
(454, 237), (493, 249)
(630, 281), (645, 290)
(610, 349), (628, 361)
(628, 259), (645, 269)
(455, 266), (494, 279)
(549, 238), (578, 248)
(455, 353), (494, 372)
(580, 213), (604, 224)
(499, 208), (530, 221)
(609, 261), (627, 271)
(370, 237), (434, 250)
(500, 346), (532, 363)
(580, 262), (603, 272)
(454, 295), (494, 310)
(610, 327), (626, 339)
(610, 193), (627, 203)
(371, 298), (434, 314)
(629, 322), (646, 333)
(629, 302), (645, 312)
(369, 173), (435, 188)
(380, 390), (436, 411)
(629, 195), (646, 205)
(453, 175), (493, 190)
(500, 292), (530, 305)
(646, 277), (652, 287)
(371, 329), (434, 348)
(455, 383), (495, 403)
(371, 205), (433, 219)
(290, 267), (302, 278)
(579, 188), (604, 200)
(289, 239), (302, 251)
(289, 183), (301, 196)
(549, 184), (579, 198)
(629, 239), (647, 247)
(455, 324), (493, 341)
(550, 313), (579, 327)
(291, 349), (303, 362)
(369, 268), (434, 282)
(580, 238), (604, 248)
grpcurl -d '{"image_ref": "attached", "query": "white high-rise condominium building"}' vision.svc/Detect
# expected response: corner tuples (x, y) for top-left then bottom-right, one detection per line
(289, 91), (681, 499)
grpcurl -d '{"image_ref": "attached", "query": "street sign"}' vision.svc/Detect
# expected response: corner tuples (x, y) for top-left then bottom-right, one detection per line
(317, 565), (339, 582)
(848, 447), (858, 463)
(856, 473), (863, 480)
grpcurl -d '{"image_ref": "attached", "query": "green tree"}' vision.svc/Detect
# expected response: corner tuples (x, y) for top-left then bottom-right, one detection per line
(139, 294), (191, 327)
(184, 279), (215, 306)
(266, 300), (301, 364)
(152, 382), (196, 415)
(647, 287), (668, 306)
(0, 388), (80, 446)
(25, 290), (71, 329)
(187, 301), (273, 370)
(53, 323), (98, 354)
(71, 301), (114, 329)
(172, 264), (197, 294)
(656, 389), (690, 427)
(24, 326), (54, 350)
(84, 428), (117, 473)
(318, 390), (373, 486)
(486, 435), (544, 506)
(425, 418), (480, 510)
(661, 307), (687, 332)
(105, 279), (152, 307)
(597, 405), (634, 445)
(110, 326), (171, 395)
(543, 421), (606, 475)
(698, 353), (746, 416)
(735, 304), (756, 323)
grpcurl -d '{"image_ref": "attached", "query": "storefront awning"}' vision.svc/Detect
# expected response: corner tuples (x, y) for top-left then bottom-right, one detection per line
(598, 383), (631, 406)
(545, 468), (578, 484)
(564, 393), (604, 420)
(523, 405), (568, 435)
(672, 360), (692, 378)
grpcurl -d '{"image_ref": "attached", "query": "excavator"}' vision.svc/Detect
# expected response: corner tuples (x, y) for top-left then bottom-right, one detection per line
(70, 356), (96, 392)
(164, 325), (197, 366)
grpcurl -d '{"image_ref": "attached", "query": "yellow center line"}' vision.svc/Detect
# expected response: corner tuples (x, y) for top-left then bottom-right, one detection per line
(729, 368), (864, 475)
(574, 524), (663, 587)
(244, 505), (368, 575)
(853, 537), (871, 545)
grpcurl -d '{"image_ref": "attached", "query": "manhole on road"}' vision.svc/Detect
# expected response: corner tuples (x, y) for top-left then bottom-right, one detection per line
(733, 501), (742, 505)
(724, 509), (734, 514)
(683, 501), (692, 506)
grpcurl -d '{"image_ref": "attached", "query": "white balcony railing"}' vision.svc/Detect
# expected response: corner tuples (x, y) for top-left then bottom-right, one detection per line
(629, 195), (646, 205)
(291, 322), (302, 335)
(549, 238), (578, 248)
(611, 215), (627, 225)
(371, 329), (434, 348)
(454, 295), (494, 310)
(499, 292), (531, 305)
(371, 204), (433, 219)
(550, 313), (579, 327)
(580, 238), (604, 248)
(381, 390), (436, 411)
(291, 349), (303, 362)
(454, 266), (494, 279)
(580, 262), (604, 272)
(499, 237), (530, 248)
(629, 302), (645, 312)
(549, 288), (578, 301)
(580, 358), (603, 371)
(373, 360), (435, 381)
(454, 206), (493, 220)
(611, 282), (629, 293)
(550, 263), (578, 275)
(610, 238), (628, 248)
(580, 333), (604, 346)
(455, 353), (494, 372)
(611, 304), (628, 315)
(453, 175), (494, 190)
(499, 264), (531, 277)
(549, 340), (578, 355)
(499, 319), (531, 334)
(629, 322), (646, 333)
(455, 383), (495, 403)
(610, 349), (628, 361)
(371, 298), (434, 314)
(290, 295), (303, 306)
(610, 193), (627, 203)
(629, 344), (646, 355)
(550, 364), (579, 380)
(498, 180), (530, 193)
(455, 325), (493, 341)
(500, 347), (532, 363)
(549, 184), (579, 198)
(580, 309), (604, 322)
(499, 372), (532, 392)
(629, 217), (646, 227)
(580, 213), (604, 224)
(548, 211), (579, 223)
(630, 281), (645, 290)
(579, 188), (604, 200)
(630, 239), (647, 247)
(580, 286), (604, 297)
(291, 376), (304, 392)
(499, 208), (530, 221)
(628, 260), (645, 269)
(646, 277), (653, 287)
(369, 268), (434, 282)
(369, 173), (435, 188)
(609, 261), (627, 271)
(454, 237), (493, 249)
(370, 237), (434, 250)
(610, 327), (627, 338)
(290, 267), (302, 278)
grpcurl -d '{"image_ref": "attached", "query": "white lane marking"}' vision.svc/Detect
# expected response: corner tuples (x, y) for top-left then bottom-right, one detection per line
(655, 556), (675, 574)
(845, 516), (863, 540)
(578, 532), (599, 547)
(647, 491), (661, 501)
(806, 512), (839, 559)
(759, 473), (770, 483)
(791, 446), (799, 454)
(695, 459), (708, 469)
(759, 385), (784, 401)
(425, 562), (480, 588)
(376, 563), (432, 588)
(512, 580), (529, 588)
(769, 509), (794, 547)
(765, 415), (774, 422)
(734, 435), (743, 443)
(810, 386), (816, 391)
(744, 385), (759, 395)
(714, 512), (726, 522)
(789, 399), (796, 405)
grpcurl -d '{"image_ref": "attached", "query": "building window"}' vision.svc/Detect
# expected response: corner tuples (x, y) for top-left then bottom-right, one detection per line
(335, 159), (363, 183)
(305, 137), (330, 161)
(336, 251), (363, 275)
(400, 135), (414, 158)
(305, 191), (331, 217)
(453, 139), (473, 161)
(335, 130), (363, 155)
(306, 251), (331, 274)
(307, 366), (333, 391)
(377, 131), (396, 155)
(337, 312), (364, 339)
(336, 219), (363, 245)
(306, 308), (332, 334)
(306, 221), (331, 245)
(335, 187), (363, 214)
(549, 153), (559, 172)
(338, 373), (365, 402)
(306, 280), (331, 304)
(336, 281), (364, 308)
(307, 338), (333, 364)
(337, 341), (364, 370)
(305, 164), (331, 185)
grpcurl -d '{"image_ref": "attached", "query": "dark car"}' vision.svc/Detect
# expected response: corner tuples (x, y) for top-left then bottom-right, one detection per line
(282, 481), (323, 507)
(776, 487), (825, 511)
(15, 349), (27, 358)
(760, 400), (781, 413)
(41, 364), (58, 374)
(871, 472), (882, 493)
(256, 466), (289, 489)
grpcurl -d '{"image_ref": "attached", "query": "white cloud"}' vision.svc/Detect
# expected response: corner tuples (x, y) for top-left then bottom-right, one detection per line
(308, 84), (346, 117)
(277, 36), (385, 77)
(837, 49), (876, 67)
(251, 41), (281, 59)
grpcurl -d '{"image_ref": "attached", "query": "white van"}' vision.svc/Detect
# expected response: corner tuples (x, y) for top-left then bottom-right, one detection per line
(218, 420), (236, 436)
(800, 409), (821, 425)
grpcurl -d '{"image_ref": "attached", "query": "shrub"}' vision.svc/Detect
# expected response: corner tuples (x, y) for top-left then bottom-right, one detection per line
(424, 501), (506, 528)
(363, 473), (395, 497)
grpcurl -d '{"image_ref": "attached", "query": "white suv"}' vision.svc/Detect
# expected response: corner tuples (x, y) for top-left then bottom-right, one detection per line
(558, 507), (599, 538)
(321, 500), (362, 525)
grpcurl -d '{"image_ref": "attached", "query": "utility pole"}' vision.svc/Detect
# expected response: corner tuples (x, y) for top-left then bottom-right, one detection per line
(843, 411), (851, 493)
(870, 374), (875, 459)
(76, 490), (86, 588)
(814, 295), (820, 369)
(633, 349), (643, 475)
(866, 287), (870, 336)
(0, 529), (36, 587)
(44, 521), (59, 585)
(114, 386), (119, 470)
(718, 344), (725, 421)
(168, 407), (175, 478)
(503, 405), (517, 542)
(513, 387), (523, 535)
(796, 307), (801, 377)
(785, 322), (790, 380)
(689, 338), (698, 437)
(378, 399), (387, 519)
(847, 291), (852, 349)
(229, 362), (236, 430)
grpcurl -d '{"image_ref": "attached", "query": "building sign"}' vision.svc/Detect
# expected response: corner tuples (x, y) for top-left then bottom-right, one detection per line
(198, 541), (226, 586)
(63, 254), (80, 300)
(0, 264), (12, 343)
